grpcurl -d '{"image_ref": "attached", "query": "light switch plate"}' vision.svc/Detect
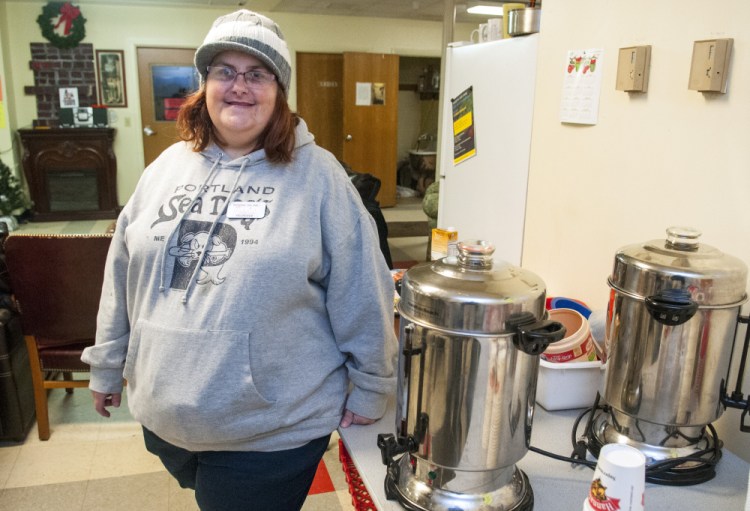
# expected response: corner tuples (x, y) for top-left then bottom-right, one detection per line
(616, 45), (651, 92)
(688, 38), (733, 93)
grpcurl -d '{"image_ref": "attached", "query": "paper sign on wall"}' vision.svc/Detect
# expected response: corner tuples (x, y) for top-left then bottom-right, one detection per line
(356, 82), (372, 106)
(560, 48), (604, 125)
(372, 82), (385, 105)
(452, 86), (476, 165)
(355, 82), (386, 106)
(59, 87), (79, 108)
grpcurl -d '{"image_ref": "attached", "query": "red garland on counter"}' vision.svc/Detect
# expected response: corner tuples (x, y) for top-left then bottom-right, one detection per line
(37, 2), (86, 49)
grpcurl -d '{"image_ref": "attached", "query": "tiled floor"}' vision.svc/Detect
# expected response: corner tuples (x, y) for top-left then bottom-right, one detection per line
(0, 388), (358, 511)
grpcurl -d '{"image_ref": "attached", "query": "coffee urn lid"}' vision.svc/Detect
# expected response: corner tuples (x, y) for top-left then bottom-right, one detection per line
(398, 240), (548, 334)
(609, 226), (748, 306)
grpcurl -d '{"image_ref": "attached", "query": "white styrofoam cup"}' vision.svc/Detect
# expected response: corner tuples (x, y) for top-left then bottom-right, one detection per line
(584, 443), (646, 511)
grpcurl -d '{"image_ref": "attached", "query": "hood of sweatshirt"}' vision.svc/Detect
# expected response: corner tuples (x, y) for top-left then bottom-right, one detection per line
(198, 117), (316, 168)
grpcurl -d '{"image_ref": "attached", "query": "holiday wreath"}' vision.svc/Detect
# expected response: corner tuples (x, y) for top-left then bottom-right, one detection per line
(37, 2), (86, 49)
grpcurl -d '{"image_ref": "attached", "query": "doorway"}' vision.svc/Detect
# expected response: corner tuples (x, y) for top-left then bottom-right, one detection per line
(296, 53), (344, 160)
(397, 56), (441, 198)
(136, 47), (199, 167)
(297, 52), (399, 207)
(297, 53), (440, 207)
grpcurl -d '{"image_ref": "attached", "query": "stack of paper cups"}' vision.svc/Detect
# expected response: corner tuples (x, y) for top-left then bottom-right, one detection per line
(584, 444), (646, 511)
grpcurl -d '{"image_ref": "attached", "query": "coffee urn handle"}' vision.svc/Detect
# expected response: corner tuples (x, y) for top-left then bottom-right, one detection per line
(507, 312), (566, 356)
(721, 313), (750, 433)
(645, 288), (698, 326)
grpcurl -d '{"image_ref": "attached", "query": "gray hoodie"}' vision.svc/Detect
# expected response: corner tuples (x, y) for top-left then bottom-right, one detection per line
(82, 119), (397, 452)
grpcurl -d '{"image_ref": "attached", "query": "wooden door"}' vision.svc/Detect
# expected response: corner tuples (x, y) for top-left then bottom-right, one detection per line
(296, 53), (343, 160)
(136, 47), (199, 167)
(342, 52), (399, 207)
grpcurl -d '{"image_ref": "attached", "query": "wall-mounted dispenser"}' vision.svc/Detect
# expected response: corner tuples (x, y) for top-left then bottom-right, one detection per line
(688, 38), (733, 93)
(615, 45), (651, 92)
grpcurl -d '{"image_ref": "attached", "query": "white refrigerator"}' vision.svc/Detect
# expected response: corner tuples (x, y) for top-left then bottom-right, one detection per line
(437, 34), (539, 266)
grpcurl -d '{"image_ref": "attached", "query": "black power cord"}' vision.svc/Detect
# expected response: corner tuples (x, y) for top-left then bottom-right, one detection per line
(528, 397), (723, 486)
(528, 401), (599, 469)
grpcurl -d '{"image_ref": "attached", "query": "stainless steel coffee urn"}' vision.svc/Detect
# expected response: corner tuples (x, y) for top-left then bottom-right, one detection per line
(589, 227), (749, 479)
(378, 241), (565, 511)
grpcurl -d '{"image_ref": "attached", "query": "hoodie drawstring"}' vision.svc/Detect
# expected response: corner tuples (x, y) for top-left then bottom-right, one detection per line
(180, 158), (248, 304)
(158, 155), (223, 293)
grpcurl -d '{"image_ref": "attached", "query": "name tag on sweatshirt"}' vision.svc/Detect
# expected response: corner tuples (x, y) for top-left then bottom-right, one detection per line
(227, 201), (266, 219)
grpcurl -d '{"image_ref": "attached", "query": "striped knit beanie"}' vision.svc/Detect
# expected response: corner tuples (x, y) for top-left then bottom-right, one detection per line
(194, 10), (292, 94)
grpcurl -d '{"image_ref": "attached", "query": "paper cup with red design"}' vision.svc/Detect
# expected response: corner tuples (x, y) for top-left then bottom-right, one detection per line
(583, 443), (645, 511)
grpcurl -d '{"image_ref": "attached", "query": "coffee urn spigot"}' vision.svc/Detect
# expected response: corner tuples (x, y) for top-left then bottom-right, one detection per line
(377, 412), (427, 465)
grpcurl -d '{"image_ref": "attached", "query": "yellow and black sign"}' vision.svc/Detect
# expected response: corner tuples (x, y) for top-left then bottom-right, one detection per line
(451, 86), (476, 165)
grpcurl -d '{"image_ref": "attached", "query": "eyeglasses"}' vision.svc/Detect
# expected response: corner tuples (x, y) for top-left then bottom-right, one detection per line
(206, 66), (276, 87)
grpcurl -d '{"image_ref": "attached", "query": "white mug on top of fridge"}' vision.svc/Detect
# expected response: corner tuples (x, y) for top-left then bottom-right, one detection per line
(488, 18), (503, 40)
(470, 23), (489, 43)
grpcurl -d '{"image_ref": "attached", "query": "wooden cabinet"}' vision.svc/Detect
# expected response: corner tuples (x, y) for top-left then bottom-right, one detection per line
(18, 128), (119, 222)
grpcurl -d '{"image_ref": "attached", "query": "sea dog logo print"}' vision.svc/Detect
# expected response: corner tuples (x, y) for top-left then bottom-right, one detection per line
(587, 478), (621, 511)
(168, 220), (237, 290)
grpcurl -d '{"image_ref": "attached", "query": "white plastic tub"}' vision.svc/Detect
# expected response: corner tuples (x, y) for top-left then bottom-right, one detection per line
(536, 358), (606, 411)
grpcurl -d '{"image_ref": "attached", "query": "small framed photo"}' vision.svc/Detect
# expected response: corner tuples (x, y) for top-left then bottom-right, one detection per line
(59, 87), (79, 108)
(96, 49), (127, 108)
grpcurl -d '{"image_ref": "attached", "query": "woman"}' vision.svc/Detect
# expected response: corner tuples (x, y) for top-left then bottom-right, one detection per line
(82, 10), (397, 511)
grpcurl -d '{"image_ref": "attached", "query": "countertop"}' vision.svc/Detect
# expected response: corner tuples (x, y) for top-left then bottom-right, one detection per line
(338, 396), (750, 510)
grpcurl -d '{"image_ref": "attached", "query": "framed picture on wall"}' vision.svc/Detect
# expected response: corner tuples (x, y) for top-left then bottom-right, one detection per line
(96, 49), (127, 108)
(58, 87), (79, 108)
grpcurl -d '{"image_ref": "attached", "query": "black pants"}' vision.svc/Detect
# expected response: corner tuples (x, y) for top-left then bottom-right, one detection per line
(143, 427), (331, 511)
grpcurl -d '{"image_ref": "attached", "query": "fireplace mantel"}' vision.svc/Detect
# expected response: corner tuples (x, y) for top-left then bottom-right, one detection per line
(18, 128), (119, 222)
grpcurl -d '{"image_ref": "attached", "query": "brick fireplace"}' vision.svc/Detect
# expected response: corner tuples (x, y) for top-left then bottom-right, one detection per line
(24, 42), (97, 125)
(19, 43), (118, 221)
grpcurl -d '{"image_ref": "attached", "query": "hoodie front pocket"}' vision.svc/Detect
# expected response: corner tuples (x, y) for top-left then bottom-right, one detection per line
(126, 319), (274, 443)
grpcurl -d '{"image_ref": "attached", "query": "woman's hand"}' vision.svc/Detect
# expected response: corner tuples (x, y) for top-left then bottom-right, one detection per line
(92, 390), (122, 418)
(339, 409), (376, 428)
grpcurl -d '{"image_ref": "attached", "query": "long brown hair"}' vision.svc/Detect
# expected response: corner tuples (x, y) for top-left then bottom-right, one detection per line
(176, 87), (297, 163)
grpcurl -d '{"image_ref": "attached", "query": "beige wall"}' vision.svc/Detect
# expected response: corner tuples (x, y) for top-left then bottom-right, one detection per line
(523, 0), (750, 460)
(1, 1), (471, 203)
(0, 2), (15, 171)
